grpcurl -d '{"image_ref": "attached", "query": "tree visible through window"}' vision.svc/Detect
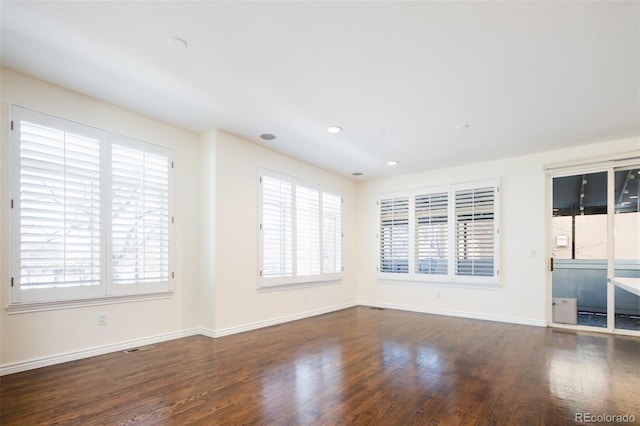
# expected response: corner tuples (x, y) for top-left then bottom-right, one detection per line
(9, 105), (173, 305)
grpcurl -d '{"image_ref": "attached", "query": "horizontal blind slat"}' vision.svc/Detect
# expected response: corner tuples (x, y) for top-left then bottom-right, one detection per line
(455, 187), (496, 277)
(111, 143), (171, 285)
(19, 118), (102, 290)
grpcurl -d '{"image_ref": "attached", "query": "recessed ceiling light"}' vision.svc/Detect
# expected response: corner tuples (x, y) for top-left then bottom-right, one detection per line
(629, 195), (638, 199)
(455, 123), (470, 131)
(387, 160), (399, 166)
(327, 126), (342, 134)
(352, 172), (363, 176)
(168, 36), (188, 49)
(260, 133), (276, 141)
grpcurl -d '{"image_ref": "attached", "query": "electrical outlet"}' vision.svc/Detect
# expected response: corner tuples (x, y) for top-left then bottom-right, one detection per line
(98, 314), (107, 325)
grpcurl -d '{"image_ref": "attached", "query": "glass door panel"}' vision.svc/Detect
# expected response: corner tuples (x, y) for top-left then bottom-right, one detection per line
(613, 167), (640, 331)
(552, 172), (608, 328)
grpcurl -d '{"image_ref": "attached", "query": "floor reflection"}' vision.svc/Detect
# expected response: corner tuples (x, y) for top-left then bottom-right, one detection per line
(261, 345), (342, 424)
(382, 341), (444, 390)
(547, 330), (614, 415)
(3, 307), (639, 425)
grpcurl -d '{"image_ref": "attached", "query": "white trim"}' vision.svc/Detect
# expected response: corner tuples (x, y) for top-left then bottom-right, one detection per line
(376, 275), (500, 289)
(606, 167), (615, 332)
(6, 292), (173, 314)
(0, 329), (200, 376)
(358, 300), (547, 327)
(206, 302), (357, 338)
(544, 150), (640, 172)
(257, 279), (341, 293)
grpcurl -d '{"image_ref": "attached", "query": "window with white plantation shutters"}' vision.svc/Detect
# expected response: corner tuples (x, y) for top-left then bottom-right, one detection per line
(111, 141), (171, 289)
(415, 191), (448, 275)
(379, 196), (409, 273)
(378, 180), (498, 286)
(259, 169), (342, 287)
(296, 184), (321, 276)
(322, 192), (342, 275)
(9, 105), (174, 305)
(261, 175), (294, 278)
(16, 115), (103, 302)
(455, 186), (496, 277)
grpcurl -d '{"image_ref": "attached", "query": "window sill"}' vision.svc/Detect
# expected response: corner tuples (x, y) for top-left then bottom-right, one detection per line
(6, 292), (173, 314)
(377, 274), (500, 290)
(257, 278), (342, 293)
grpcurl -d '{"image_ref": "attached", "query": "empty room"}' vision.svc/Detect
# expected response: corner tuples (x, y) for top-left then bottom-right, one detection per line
(1, 1), (639, 425)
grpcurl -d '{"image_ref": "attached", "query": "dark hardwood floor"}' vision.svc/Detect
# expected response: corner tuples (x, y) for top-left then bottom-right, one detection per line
(1, 306), (639, 425)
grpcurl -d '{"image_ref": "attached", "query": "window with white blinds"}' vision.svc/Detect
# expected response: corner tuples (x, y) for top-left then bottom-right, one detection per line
(415, 191), (448, 275)
(322, 192), (342, 274)
(378, 180), (499, 286)
(110, 136), (172, 293)
(379, 196), (409, 273)
(259, 169), (342, 287)
(296, 185), (321, 276)
(261, 175), (294, 278)
(15, 115), (104, 302)
(455, 186), (495, 277)
(9, 105), (173, 305)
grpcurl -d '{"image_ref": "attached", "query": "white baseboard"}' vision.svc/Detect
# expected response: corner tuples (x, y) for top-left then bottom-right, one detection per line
(358, 300), (547, 327)
(0, 328), (201, 376)
(1, 301), (545, 376)
(203, 302), (357, 338)
(1, 303), (357, 375)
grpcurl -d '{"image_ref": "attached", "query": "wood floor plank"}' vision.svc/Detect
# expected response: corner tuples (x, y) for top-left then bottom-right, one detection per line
(1, 307), (639, 425)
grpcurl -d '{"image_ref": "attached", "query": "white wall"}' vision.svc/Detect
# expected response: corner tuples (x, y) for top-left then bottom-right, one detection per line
(198, 130), (217, 331)
(211, 131), (358, 333)
(0, 69), (202, 367)
(0, 69), (358, 370)
(1, 66), (637, 371)
(356, 137), (640, 325)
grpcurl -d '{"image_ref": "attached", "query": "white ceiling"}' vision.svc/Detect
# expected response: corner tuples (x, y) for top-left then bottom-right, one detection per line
(1, 1), (639, 180)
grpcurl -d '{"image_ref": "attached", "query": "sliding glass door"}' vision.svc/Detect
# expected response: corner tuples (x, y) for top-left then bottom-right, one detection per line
(550, 165), (640, 333)
(613, 167), (640, 331)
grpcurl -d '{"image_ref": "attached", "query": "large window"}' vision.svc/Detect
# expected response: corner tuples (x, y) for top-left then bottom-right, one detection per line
(379, 180), (499, 286)
(259, 169), (342, 287)
(9, 105), (173, 305)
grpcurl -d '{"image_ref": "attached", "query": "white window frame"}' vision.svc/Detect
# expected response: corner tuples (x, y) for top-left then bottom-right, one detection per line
(378, 179), (500, 287)
(108, 133), (174, 297)
(9, 105), (174, 307)
(258, 168), (342, 288)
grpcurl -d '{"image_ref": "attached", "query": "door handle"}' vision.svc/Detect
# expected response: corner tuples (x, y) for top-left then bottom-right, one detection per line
(550, 257), (554, 272)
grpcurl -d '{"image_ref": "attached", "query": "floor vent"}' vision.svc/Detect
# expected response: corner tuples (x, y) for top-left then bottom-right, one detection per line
(124, 345), (155, 353)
